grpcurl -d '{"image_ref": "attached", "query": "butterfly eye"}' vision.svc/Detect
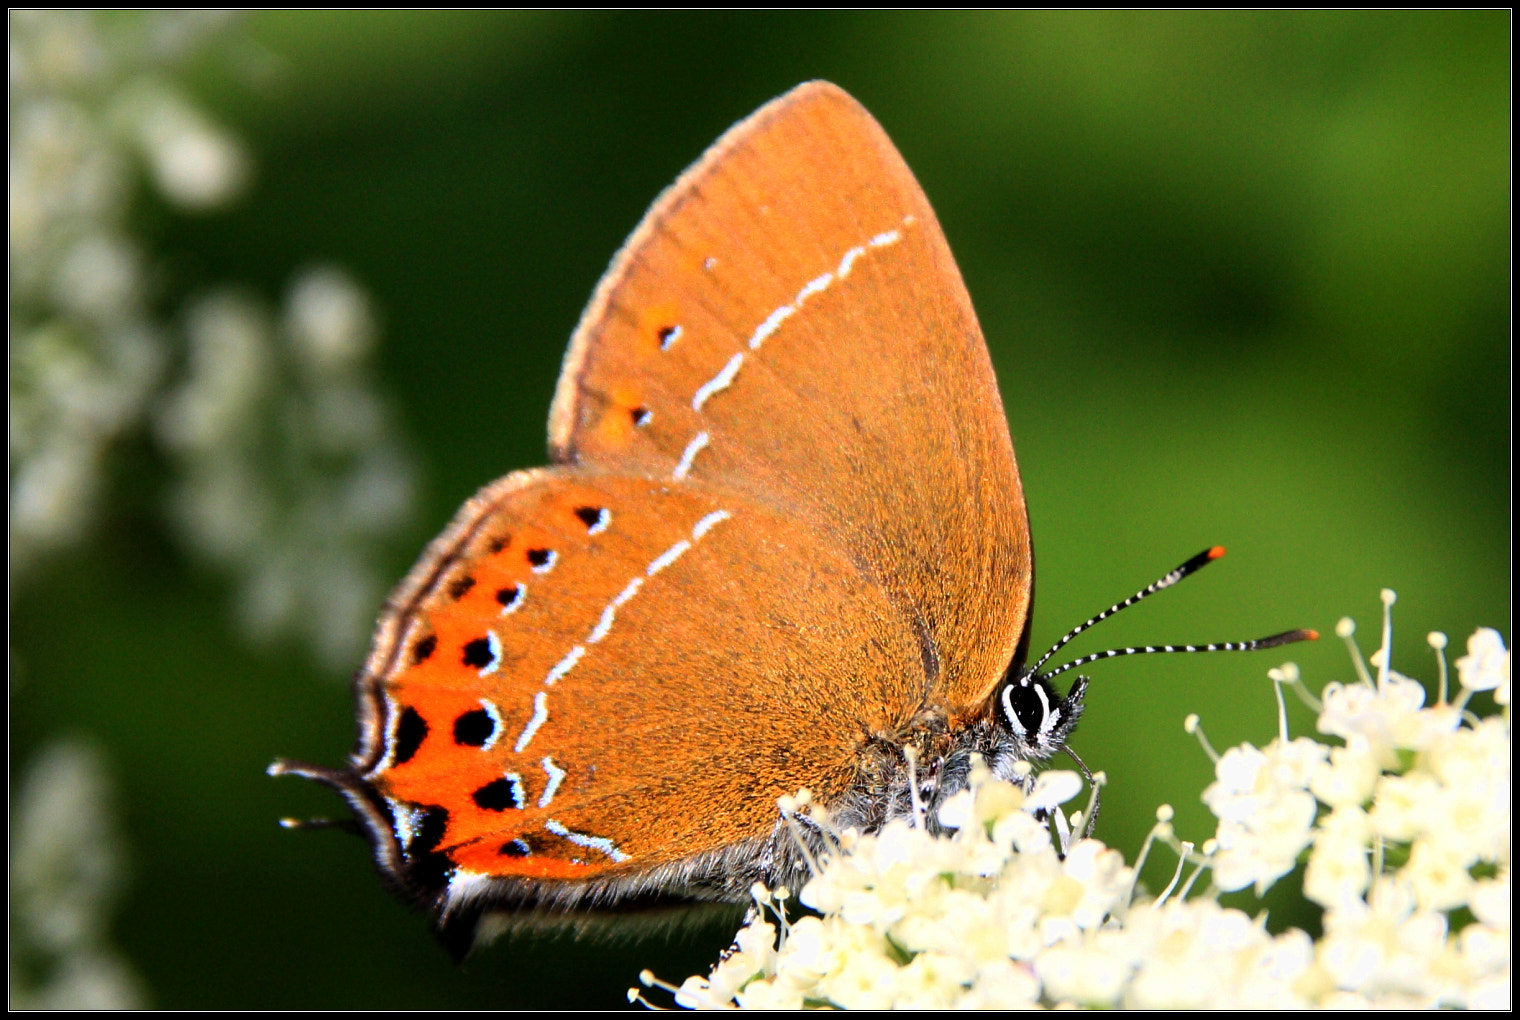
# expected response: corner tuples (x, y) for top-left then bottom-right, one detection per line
(1000, 680), (1053, 739)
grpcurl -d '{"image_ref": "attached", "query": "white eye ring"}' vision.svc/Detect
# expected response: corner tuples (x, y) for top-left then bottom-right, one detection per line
(1031, 683), (1052, 732)
(1002, 684), (1025, 736)
(1002, 681), (1054, 738)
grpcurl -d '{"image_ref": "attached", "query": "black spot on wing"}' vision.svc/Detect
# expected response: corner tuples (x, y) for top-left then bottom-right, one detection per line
(392, 706), (428, 766)
(462, 636), (494, 669)
(473, 778), (520, 812)
(453, 708), (494, 747)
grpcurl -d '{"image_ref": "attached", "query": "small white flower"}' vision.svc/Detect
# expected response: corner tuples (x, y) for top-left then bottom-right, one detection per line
(1401, 838), (1475, 912)
(811, 926), (902, 1010)
(1035, 937), (1131, 1007)
(1455, 628), (1509, 695)
(1054, 840), (1132, 929)
(1204, 742), (1322, 895)
(1121, 899), (1309, 1009)
(1468, 870), (1510, 930)
(950, 958), (1041, 1009)
(675, 917), (778, 1009)
(1368, 772), (1440, 842)
(1458, 918), (1509, 974)
(1317, 878), (1453, 1003)
(1026, 769), (1084, 814)
(1310, 741), (1382, 807)
(1304, 835), (1371, 909)
(890, 950), (976, 1009)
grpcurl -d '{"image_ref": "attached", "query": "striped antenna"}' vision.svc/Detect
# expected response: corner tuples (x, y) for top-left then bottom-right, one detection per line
(1031, 547), (1317, 681)
(1040, 628), (1318, 682)
(1032, 546), (1227, 674)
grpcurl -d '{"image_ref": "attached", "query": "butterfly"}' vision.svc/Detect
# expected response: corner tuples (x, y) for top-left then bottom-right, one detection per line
(272, 81), (1312, 955)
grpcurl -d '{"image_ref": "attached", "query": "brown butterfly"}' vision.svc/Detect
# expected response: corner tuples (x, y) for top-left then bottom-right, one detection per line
(272, 81), (1312, 954)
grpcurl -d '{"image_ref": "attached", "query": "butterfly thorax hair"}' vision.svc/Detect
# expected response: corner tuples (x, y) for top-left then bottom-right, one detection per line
(832, 668), (1090, 840)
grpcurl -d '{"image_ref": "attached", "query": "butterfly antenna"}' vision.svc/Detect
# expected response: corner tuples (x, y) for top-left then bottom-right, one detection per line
(278, 815), (364, 836)
(1040, 627), (1318, 682)
(1032, 547), (1229, 674)
(1031, 547), (1318, 681)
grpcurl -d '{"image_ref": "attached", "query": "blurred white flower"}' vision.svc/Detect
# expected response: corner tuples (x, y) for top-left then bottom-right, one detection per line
(1303, 829), (1371, 909)
(1119, 899), (1313, 1009)
(9, 738), (147, 1009)
(1317, 878), (1454, 1005)
(123, 81), (249, 208)
(285, 266), (378, 376)
(158, 270), (417, 669)
(10, 13), (250, 573)
(1317, 673), (1437, 766)
(10, 12), (418, 669)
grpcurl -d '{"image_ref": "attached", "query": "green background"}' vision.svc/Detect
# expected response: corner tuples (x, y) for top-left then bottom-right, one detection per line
(12, 11), (1509, 1008)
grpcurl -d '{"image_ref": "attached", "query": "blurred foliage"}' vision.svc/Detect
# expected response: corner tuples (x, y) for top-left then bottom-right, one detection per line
(10, 11), (1508, 1008)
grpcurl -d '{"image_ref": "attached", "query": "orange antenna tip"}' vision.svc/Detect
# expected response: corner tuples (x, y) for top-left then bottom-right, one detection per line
(1207, 546), (1226, 560)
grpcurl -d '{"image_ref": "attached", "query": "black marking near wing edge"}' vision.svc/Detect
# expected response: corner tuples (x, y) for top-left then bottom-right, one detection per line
(400, 803), (452, 906)
(392, 707), (429, 766)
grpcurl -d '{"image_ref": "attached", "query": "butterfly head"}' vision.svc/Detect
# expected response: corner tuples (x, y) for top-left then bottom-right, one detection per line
(993, 667), (1089, 765)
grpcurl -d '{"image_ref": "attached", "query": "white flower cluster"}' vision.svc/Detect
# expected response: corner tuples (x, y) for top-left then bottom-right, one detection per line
(1200, 597), (1509, 1008)
(10, 11), (248, 570)
(653, 600), (1509, 1009)
(156, 268), (418, 669)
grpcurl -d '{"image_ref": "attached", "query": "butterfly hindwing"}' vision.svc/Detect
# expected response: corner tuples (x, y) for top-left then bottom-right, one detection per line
(356, 468), (927, 881)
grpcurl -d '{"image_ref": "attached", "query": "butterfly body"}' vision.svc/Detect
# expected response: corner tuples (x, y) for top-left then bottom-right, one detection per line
(276, 81), (1102, 950)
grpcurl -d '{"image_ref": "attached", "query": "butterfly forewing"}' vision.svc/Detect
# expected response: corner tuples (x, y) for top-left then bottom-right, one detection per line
(548, 82), (1030, 716)
(360, 469), (927, 880)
